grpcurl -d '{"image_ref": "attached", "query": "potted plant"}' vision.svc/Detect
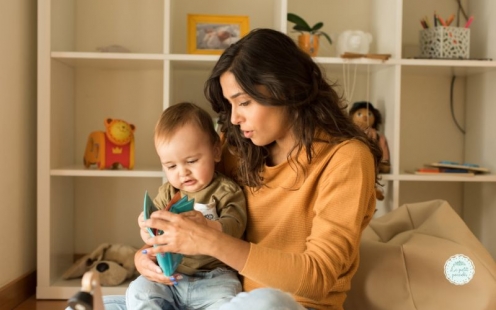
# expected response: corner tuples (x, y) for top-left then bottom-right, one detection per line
(287, 13), (332, 56)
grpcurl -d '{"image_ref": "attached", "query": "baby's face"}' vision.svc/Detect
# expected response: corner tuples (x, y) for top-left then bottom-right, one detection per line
(155, 122), (220, 192)
(217, 30), (231, 41)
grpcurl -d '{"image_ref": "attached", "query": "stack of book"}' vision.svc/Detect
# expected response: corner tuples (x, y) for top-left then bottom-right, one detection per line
(413, 161), (489, 176)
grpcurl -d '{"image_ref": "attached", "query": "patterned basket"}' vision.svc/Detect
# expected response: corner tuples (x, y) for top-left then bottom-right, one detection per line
(419, 27), (470, 59)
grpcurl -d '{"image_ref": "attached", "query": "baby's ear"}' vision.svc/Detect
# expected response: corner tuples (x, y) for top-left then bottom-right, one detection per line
(213, 141), (222, 163)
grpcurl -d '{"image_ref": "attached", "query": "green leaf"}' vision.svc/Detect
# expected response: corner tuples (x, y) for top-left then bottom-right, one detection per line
(287, 13), (311, 32)
(312, 22), (323, 32)
(319, 32), (333, 45)
(293, 25), (309, 32)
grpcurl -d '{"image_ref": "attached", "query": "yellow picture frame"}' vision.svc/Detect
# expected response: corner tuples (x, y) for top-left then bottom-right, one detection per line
(187, 14), (250, 55)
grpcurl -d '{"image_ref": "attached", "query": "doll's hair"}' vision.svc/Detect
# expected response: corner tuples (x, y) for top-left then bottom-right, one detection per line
(349, 101), (383, 130)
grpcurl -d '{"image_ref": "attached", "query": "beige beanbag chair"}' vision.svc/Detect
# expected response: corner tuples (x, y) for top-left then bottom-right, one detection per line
(344, 200), (496, 310)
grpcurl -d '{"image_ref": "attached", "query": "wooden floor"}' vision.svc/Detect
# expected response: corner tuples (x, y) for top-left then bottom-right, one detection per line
(13, 295), (67, 310)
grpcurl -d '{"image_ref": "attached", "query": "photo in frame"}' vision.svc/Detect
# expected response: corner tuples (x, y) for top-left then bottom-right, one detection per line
(187, 14), (249, 54)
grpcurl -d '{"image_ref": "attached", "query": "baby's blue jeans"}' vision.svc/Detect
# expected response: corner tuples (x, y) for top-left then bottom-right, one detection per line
(101, 287), (308, 310)
(126, 268), (240, 309)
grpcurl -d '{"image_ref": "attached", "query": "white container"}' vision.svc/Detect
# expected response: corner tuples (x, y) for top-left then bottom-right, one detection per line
(419, 27), (470, 59)
(336, 30), (372, 57)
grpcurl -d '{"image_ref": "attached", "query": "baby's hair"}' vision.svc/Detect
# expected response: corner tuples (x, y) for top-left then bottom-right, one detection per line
(155, 102), (220, 146)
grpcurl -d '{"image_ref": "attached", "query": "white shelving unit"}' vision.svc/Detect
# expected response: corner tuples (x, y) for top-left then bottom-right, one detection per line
(37, 0), (496, 299)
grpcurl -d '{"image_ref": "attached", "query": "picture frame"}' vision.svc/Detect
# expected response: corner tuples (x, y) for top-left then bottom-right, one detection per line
(187, 14), (250, 55)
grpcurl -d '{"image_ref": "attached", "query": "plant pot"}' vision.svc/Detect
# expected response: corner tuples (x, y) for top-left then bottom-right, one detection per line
(298, 33), (319, 56)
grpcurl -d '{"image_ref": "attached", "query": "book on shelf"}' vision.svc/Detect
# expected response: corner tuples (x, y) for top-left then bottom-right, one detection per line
(413, 167), (475, 176)
(427, 161), (489, 173)
(410, 161), (490, 176)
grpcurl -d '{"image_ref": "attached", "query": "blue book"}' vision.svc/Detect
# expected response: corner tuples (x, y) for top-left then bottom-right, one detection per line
(143, 191), (194, 276)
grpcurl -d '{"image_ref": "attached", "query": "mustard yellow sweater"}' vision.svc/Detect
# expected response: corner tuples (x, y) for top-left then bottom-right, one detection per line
(222, 139), (376, 310)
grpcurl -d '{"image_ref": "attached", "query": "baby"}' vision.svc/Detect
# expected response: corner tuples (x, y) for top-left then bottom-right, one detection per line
(126, 102), (247, 309)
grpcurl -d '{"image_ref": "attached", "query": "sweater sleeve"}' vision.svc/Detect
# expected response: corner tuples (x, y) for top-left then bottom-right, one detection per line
(153, 182), (175, 210)
(240, 141), (376, 300)
(215, 179), (247, 239)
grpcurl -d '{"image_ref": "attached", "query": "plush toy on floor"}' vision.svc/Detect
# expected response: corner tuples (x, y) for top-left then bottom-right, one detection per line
(62, 243), (138, 286)
(84, 118), (136, 169)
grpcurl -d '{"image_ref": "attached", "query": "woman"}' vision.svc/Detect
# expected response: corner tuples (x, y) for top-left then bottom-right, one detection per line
(103, 28), (382, 310)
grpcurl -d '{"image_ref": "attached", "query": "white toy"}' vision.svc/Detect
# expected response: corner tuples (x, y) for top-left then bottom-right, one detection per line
(62, 243), (138, 286)
(336, 30), (372, 57)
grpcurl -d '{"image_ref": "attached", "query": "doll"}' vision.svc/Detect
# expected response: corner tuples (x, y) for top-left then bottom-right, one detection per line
(349, 101), (391, 174)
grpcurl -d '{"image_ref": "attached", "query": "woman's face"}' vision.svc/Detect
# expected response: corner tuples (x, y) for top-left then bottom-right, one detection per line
(219, 71), (292, 148)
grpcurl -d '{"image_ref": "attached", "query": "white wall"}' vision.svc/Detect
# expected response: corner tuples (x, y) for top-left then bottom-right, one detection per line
(0, 0), (37, 288)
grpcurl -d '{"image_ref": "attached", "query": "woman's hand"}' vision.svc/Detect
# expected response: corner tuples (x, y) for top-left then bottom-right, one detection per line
(136, 211), (184, 285)
(181, 210), (209, 227)
(143, 208), (250, 272)
(180, 210), (223, 231)
(143, 209), (214, 257)
(134, 245), (183, 285)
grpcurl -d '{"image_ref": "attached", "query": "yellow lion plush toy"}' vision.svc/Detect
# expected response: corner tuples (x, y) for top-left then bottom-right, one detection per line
(84, 118), (136, 169)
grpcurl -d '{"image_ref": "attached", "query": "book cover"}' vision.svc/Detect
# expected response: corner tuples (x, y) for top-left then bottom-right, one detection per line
(428, 161), (489, 173)
(414, 167), (475, 176)
(143, 191), (194, 276)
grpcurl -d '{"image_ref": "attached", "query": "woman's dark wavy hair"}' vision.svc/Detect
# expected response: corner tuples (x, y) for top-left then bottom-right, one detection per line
(204, 28), (382, 189)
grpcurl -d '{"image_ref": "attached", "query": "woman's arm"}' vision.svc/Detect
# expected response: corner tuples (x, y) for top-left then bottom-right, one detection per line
(204, 227), (251, 271)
